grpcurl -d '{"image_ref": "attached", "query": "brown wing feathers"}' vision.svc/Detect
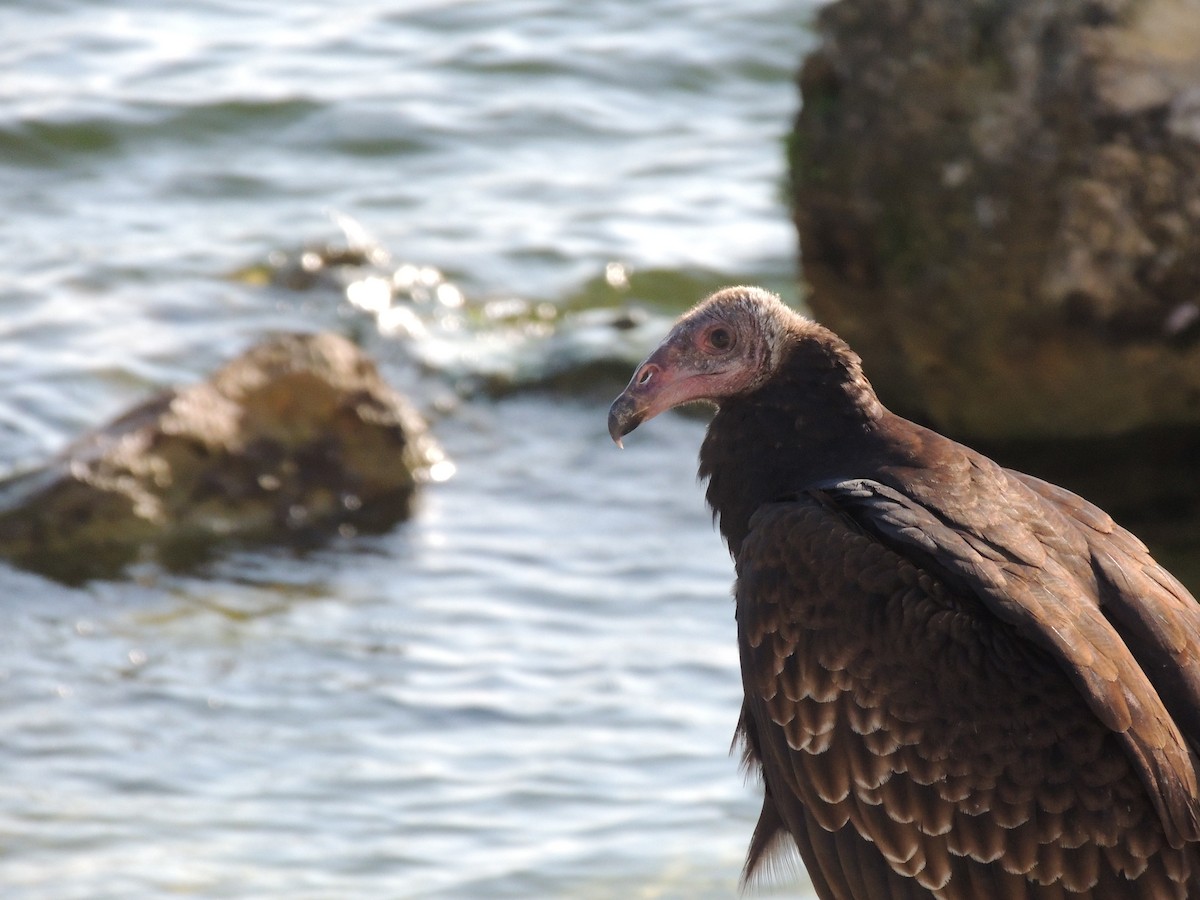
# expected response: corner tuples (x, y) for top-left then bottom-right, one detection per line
(829, 474), (1200, 846)
(736, 492), (1198, 897)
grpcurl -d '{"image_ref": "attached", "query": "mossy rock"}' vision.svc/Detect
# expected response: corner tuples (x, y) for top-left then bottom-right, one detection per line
(792, 0), (1200, 441)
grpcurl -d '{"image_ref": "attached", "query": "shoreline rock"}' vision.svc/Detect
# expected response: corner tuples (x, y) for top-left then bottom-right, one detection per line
(0, 332), (449, 583)
(791, 0), (1200, 441)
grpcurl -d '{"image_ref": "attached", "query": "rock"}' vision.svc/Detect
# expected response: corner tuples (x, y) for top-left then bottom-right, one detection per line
(791, 0), (1200, 442)
(0, 332), (450, 582)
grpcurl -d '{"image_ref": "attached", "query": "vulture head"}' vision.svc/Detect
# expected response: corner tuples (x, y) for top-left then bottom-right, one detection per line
(608, 286), (794, 446)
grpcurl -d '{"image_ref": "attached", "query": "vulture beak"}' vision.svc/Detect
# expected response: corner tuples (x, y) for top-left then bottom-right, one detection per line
(607, 389), (645, 448)
(608, 341), (684, 448)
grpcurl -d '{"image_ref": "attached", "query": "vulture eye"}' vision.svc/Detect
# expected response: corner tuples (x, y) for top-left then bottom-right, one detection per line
(707, 326), (734, 352)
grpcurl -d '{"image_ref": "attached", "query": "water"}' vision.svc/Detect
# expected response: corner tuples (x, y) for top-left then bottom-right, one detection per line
(0, 1), (819, 897)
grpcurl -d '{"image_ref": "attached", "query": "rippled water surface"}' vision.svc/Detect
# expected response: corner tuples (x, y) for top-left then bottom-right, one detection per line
(1, 1), (819, 897)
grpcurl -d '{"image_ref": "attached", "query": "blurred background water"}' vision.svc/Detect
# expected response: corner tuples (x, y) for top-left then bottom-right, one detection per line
(0, 1), (821, 897)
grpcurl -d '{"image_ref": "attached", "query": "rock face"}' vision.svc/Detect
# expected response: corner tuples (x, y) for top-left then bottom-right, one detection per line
(792, 0), (1200, 441)
(0, 332), (448, 582)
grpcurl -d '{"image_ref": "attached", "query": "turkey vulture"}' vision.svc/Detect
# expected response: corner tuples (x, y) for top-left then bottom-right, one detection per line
(607, 286), (1200, 898)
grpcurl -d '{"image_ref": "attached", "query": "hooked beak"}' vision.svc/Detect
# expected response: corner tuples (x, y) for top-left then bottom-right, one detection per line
(608, 329), (718, 448)
(609, 367), (648, 448)
(607, 389), (644, 449)
(607, 351), (672, 448)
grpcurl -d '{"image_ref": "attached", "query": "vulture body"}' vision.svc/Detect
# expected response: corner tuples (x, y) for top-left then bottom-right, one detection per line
(607, 287), (1200, 899)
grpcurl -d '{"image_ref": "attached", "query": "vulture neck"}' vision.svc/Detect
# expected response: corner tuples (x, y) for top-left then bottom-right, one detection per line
(700, 329), (887, 556)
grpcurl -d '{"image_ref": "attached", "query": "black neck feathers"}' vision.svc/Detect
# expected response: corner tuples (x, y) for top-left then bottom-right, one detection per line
(699, 327), (886, 555)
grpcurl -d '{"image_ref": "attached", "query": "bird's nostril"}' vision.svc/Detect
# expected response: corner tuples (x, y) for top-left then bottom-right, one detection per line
(637, 364), (657, 386)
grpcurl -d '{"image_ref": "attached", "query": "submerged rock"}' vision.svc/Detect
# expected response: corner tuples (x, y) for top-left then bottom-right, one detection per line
(0, 332), (450, 582)
(791, 0), (1200, 441)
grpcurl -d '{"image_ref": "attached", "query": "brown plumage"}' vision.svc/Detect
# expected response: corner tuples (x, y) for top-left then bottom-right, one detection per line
(607, 286), (1200, 898)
